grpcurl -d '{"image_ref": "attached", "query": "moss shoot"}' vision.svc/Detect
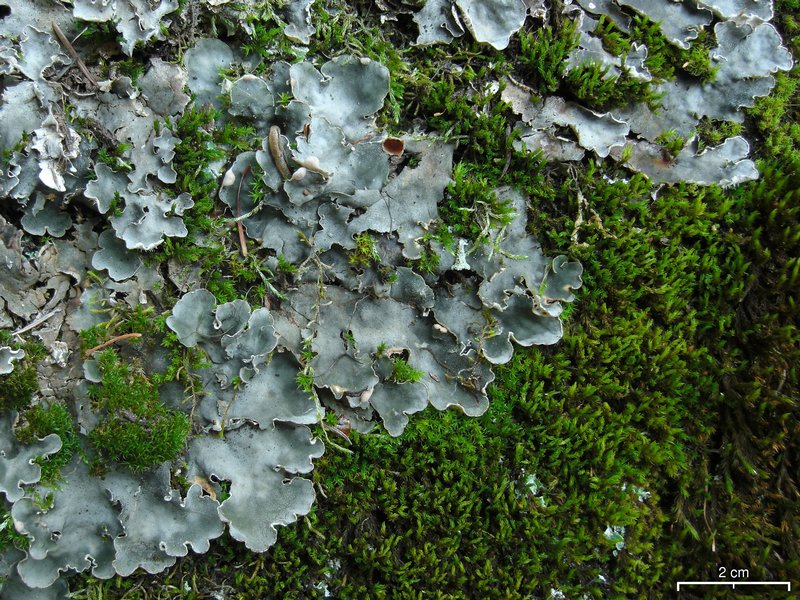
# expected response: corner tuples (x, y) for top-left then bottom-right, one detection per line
(0, 338), (46, 413)
(88, 350), (189, 472)
(16, 403), (81, 487)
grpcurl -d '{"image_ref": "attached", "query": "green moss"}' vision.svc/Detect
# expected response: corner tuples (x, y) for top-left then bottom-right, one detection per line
(89, 350), (189, 472)
(149, 107), (285, 303)
(407, 63), (550, 200)
(518, 20), (580, 94)
(294, 337), (317, 397)
(349, 232), (381, 267)
(0, 339), (46, 413)
(78, 304), (157, 356)
(115, 58), (145, 87)
(16, 403), (81, 487)
(655, 129), (687, 158)
(411, 245), (441, 276)
(215, 122), (259, 152)
(524, 158), (800, 589)
(78, 324), (107, 355)
(776, 0), (800, 55)
(117, 304), (160, 337)
(0, 503), (29, 552)
(71, 18), (119, 46)
(409, 224), (456, 276)
(412, 69), (511, 165)
(747, 70), (800, 161)
(307, 0), (411, 127)
(70, 0), (800, 596)
(440, 163), (516, 246)
(518, 13), (713, 113)
(152, 106), (227, 263)
(96, 143), (133, 173)
(276, 254), (299, 276)
(240, 13), (295, 63)
(694, 117), (744, 152)
(595, 14), (718, 83)
(564, 60), (662, 112)
(389, 357), (424, 384)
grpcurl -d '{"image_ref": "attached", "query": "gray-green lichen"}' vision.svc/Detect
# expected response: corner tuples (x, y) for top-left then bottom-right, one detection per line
(0, 0), (792, 593)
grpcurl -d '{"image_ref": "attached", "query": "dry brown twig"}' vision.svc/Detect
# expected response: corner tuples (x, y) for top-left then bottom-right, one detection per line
(51, 22), (99, 89)
(11, 308), (62, 337)
(236, 165), (250, 257)
(83, 333), (143, 357)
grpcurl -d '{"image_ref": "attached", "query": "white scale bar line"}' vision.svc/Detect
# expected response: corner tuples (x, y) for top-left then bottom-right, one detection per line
(676, 582), (792, 591)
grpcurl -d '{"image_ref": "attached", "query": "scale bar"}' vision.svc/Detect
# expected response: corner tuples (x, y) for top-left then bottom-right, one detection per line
(677, 581), (791, 591)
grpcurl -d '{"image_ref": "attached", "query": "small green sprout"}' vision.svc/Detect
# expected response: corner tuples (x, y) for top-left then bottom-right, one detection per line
(349, 232), (381, 267)
(278, 92), (293, 107)
(96, 144), (133, 172)
(655, 130), (687, 159)
(390, 357), (424, 384)
(296, 338), (316, 394)
(277, 254), (299, 275)
(343, 330), (357, 351)
(695, 118), (743, 151)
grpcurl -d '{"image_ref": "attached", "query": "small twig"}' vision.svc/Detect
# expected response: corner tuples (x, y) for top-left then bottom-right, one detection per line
(350, 131), (377, 146)
(500, 124), (513, 179)
(183, 368), (205, 429)
(83, 333), (142, 357)
(225, 201), (266, 223)
(315, 480), (328, 500)
(12, 308), (62, 338)
(325, 439), (354, 454)
(51, 22), (98, 89)
(304, 516), (326, 540)
(322, 422), (352, 445)
(71, 26), (90, 44)
(236, 165), (250, 257)
(776, 370), (788, 395)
